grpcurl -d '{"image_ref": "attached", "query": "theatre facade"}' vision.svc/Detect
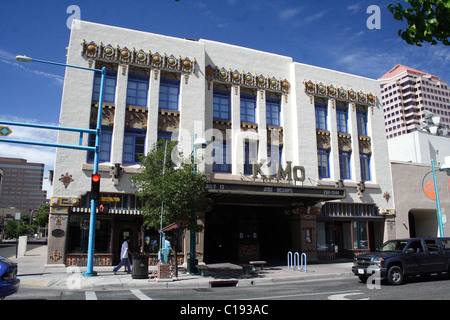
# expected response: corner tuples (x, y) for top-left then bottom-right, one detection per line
(47, 20), (394, 266)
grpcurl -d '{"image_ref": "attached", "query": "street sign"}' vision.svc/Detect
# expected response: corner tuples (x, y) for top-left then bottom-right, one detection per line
(100, 197), (120, 202)
(0, 126), (12, 136)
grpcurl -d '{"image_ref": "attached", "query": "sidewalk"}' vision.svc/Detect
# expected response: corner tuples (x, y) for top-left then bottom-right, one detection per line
(7, 245), (355, 290)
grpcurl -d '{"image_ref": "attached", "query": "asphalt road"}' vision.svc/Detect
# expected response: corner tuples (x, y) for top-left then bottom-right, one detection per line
(0, 240), (45, 259)
(7, 272), (450, 301)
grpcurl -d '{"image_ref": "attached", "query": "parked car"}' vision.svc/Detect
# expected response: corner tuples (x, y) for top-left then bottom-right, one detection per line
(0, 256), (20, 299)
(352, 237), (450, 285)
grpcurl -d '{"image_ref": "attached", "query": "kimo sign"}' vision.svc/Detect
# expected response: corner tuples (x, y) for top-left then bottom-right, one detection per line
(252, 161), (305, 182)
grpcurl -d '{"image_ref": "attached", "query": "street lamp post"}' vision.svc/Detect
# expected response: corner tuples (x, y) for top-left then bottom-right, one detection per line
(431, 159), (445, 237)
(187, 133), (207, 274)
(14, 55), (105, 276)
(431, 157), (450, 237)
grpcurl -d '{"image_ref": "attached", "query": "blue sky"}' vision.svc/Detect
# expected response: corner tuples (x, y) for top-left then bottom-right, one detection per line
(0, 0), (449, 195)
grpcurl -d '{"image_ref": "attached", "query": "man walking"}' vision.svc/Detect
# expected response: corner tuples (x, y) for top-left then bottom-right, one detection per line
(113, 237), (131, 274)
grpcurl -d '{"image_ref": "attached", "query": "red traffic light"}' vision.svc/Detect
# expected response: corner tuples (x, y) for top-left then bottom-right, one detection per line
(92, 174), (101, 183)
(91, 173), (101, 200)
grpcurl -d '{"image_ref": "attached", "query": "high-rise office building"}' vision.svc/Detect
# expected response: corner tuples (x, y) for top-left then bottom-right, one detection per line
(0, 157), (48, 213)
(379, 64), (450, 139)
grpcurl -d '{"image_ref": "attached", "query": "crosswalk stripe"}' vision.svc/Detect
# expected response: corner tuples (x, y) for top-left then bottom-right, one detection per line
(85, 291), (97, 300)
(130, 289), (152, 300)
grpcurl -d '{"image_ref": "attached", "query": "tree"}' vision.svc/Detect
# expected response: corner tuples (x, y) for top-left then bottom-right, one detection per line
(388, 0), (450, 46)
(35, 203), (49, 229)
(131, 139), (209, 232)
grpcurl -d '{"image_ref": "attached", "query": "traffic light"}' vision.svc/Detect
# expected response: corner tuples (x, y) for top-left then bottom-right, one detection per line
(98, 203), (109, 214)
(91, 173), (101, 200)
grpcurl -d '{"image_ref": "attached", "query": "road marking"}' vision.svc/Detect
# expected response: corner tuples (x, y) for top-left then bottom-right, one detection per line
(19, 281), (50, 287)
(85, 291), (97, 300)
(328, 291), (368, 300)
(131, 289), (152, 300)
(241, 290), (360, 300)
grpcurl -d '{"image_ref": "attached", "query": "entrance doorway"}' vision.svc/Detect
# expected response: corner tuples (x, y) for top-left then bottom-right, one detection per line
(204, 205), (291, 263)
(408, 209), (438, 237)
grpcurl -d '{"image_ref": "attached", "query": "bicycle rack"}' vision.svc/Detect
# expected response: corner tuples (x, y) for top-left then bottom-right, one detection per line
(287, 251), (307, 272)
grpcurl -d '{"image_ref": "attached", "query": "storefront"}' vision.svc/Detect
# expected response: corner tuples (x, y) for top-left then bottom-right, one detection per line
(203, 179), (347, 263)
(316, 202), (385, 259)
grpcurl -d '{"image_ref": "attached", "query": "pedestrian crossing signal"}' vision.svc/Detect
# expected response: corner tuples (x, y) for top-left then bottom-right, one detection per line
(98, 203), (109, 214)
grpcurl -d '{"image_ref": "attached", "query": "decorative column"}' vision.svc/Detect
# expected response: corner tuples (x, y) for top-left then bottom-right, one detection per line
(111, 63), (128, 164)
(146, 68), (161, 152)
(46, 197), (79, 266)
(231, 84), (243, 175)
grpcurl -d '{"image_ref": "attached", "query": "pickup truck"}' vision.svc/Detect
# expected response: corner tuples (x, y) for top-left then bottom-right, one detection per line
(352, 237), (450, 285)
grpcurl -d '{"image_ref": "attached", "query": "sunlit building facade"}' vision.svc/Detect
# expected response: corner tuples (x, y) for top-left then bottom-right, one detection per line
(47, 20), (394, 266)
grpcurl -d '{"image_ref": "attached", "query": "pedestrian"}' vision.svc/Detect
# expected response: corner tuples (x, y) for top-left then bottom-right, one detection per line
(113, 237), (131, 275)
(165, 236), (175, 255)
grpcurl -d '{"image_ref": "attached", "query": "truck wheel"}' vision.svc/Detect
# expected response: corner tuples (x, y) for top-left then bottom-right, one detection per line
(358, 275), (368, 283)
(387, 266), (404, 285)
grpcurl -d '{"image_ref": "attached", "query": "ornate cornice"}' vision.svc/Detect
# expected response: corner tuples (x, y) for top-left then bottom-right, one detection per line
(205, 65), (290, 95)
(81, 40), (196, 74)
(304, 80), (376, 106)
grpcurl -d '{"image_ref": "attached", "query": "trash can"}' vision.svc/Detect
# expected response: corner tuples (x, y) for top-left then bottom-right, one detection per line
(131, 253), (149, 279)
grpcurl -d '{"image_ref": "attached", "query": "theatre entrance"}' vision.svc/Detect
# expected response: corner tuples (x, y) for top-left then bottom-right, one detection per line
(204, 205), (291, 263)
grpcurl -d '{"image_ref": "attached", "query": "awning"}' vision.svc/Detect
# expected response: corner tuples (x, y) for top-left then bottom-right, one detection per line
(206, 179), (346, 207)
(71, 207), (142, 215)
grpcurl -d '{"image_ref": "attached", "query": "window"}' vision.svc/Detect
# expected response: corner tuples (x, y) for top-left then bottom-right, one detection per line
(357, 110), (368, 136)
(353, 221), (368, 249)
(266, 98), (281, 126)
(244, 140), (258, 175)
(68, 215), (111, 254)
(92, 71), (117, 103)
(123, 128), (146, 164)
(268, 144), (283, 175)
(336, 107), (348, 133)
(440, 239), (450, 251)
(339, 151), (351, 180)
(159, 79), (180, 110)
(212, 139), (231, 173)
(315, 103), (327, 130)
(213, 91), (231, 120)
(241, 94), (256, 123)
(406, 240), (424, 253)
(318, 148), (330, 178)
(360, 153), (371, 181)
(158, 130), (178, 142)
(126, 74), (149, 107)
(88, 126), (112, 162)
(425, 240), (440, 253)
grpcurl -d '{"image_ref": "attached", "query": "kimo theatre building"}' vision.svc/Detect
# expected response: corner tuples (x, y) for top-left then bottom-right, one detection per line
(47, 21), (394, 267)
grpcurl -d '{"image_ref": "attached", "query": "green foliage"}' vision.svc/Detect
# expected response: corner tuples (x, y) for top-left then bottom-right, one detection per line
(35, 203), (49, 228)
(131, 139), (208, 232)
(388, 0), (450, 46)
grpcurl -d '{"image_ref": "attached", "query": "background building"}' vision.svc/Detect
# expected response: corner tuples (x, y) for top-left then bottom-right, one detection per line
(47, 20), (394, 267)
(0, 157), (47, 214)
(387, 131), (450, 238)
(379, 64), (450, 140)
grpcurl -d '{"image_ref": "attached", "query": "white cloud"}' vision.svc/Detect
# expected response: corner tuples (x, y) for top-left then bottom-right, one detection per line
(291, 9), (328, 28)
(347, 2), (363, 14)
(0, 49), (64, 87)
(278, 7), (303, 20)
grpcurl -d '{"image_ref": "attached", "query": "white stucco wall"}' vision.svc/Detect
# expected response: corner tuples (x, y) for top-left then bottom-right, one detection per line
(388, 131), (450, 166)
(52, 20), (393, 213)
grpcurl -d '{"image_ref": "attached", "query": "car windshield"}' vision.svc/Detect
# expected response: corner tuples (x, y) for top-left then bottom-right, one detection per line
(376, 240), (409, 252)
